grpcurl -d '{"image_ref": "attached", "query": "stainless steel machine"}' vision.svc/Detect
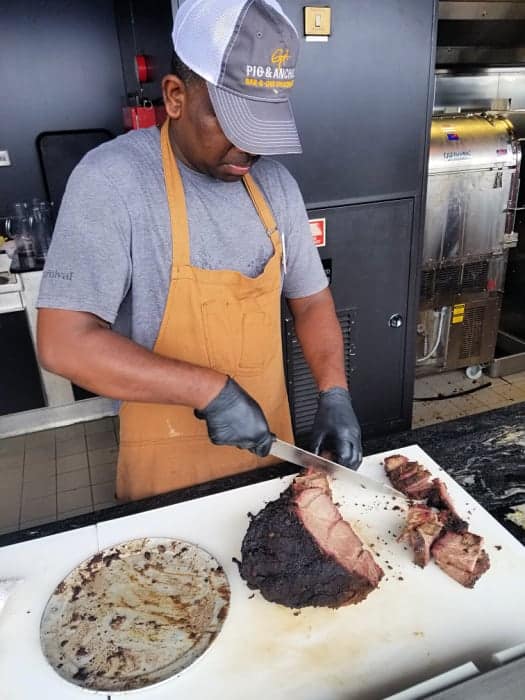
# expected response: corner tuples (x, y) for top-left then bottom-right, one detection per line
(416, 114), (521, 376)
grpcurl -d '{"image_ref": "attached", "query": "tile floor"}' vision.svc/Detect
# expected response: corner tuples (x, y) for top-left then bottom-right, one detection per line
(0, 416), (119, 535)
(1, 371), (524, 535)
(412, 369), (525, 429)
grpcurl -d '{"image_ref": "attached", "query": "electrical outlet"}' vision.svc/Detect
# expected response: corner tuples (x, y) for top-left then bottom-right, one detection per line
(0, 151), (11, 167)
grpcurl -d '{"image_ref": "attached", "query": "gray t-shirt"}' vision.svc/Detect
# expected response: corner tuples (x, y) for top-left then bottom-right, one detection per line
(37, 127), (327, 351)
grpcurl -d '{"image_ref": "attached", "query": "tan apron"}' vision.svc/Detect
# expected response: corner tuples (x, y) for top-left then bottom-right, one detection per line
(116, 120), (294, 501)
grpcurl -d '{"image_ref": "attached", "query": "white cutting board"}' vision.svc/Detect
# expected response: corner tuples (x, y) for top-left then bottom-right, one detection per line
(0, 445), (524, 699)
(94, 445), (525, 699)
(0, 526), (101, 700)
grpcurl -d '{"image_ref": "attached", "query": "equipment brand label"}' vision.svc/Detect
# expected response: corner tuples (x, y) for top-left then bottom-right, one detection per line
(443, 150), (472, 161)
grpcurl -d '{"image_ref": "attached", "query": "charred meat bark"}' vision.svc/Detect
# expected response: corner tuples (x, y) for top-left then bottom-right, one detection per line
(428, 479), (468, 533)
(398, 505), (443, 568)
(239, 470), (383, 608)
(431, 531), (491, 588)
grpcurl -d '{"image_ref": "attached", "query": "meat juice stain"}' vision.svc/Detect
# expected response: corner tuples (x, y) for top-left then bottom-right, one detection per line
(234, 608), (363, 678)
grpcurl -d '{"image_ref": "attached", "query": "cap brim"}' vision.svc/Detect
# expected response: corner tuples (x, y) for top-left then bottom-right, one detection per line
(207, 83), (302, 156)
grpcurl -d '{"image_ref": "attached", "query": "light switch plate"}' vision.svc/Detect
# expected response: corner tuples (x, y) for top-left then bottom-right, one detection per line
(304, 6), (331, 36)
(0, 150), (11, 167)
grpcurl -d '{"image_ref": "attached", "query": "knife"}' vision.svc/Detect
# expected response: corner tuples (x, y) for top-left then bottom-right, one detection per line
(269, 438), (405, 500)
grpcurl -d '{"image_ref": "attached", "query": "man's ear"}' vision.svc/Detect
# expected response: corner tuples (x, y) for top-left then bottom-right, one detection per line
(162, 75), (186, 119)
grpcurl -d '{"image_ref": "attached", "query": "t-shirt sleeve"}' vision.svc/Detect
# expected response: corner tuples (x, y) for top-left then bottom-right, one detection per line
(37, 154), (132, 324)
(268, 161), (328, 299)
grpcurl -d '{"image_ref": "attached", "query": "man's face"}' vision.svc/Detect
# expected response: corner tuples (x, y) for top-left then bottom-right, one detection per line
(165, 77), (259, 182)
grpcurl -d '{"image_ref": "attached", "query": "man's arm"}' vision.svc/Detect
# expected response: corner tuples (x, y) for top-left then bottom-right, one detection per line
(287, 287), (347, 391)
(287, 288), (362, 469)
(38, 308), (274, 456)
(37, 308), (227, 410)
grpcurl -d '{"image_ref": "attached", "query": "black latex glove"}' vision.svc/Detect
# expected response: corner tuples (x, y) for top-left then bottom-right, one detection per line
(311, 387), (362, 469)
(194, 377), (273, 457)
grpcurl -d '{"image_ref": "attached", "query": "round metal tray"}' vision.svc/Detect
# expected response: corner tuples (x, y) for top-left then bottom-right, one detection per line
(40, 538), (230, 693)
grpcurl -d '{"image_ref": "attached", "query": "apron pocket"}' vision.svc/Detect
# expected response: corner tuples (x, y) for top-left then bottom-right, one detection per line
(202, 301), (236, 374)
(239, 311), (269, 371)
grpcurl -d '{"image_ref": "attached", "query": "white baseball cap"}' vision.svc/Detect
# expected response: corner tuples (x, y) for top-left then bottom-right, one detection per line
(172, 0), (302, 155)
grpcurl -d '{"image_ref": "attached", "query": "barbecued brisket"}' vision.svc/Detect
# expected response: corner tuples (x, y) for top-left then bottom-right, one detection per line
(384, 454), (490, 587)
(398, 505), (443, 568)
(431, 531), (491, 588)
(384, 456), (467, 533)
(239, 470), (384, 608)
(383, 455), (433, 500)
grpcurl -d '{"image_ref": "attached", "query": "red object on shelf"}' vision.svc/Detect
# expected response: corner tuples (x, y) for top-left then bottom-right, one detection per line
(123, 104), (167, 130)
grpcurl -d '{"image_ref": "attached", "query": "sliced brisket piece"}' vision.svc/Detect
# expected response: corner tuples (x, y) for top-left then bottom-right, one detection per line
(239, 469), (383, 608)
(383, 456), (433, 499)
(431, 531), (490, 588)
(384, 454), (409, 473)
(398, 505), (444, 568)
(428, 479), (468, 533)
(386, 454), (490, 587)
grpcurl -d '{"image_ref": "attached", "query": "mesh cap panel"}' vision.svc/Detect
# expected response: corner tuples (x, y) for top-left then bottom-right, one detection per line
(173, 0), (296, 86)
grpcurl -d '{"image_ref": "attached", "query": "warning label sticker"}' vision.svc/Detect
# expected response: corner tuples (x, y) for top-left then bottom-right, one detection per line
(309, 218), (326, 247)
(452, 303), (465, 324)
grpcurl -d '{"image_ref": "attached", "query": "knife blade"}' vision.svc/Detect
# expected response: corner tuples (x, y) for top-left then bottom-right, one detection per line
(269, 438), (405, 500)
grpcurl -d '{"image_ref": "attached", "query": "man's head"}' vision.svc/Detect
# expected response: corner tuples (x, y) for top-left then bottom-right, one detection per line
(162, 0), (301, 182)
(163, 52), (258, 181)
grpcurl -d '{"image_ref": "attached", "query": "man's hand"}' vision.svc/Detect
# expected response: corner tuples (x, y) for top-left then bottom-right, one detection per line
(194, 377), (273, 457)
(311, 387), (362, 469)
(288, 290), (359, 466)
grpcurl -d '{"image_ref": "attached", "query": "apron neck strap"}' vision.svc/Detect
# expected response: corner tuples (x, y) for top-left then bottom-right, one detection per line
(161, 119), (279, 269)
(242, 172), (278, 237)
(161, 119), (191, 267)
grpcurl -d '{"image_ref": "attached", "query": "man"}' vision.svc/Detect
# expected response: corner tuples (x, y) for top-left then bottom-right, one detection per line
(37, 0), (362, 501)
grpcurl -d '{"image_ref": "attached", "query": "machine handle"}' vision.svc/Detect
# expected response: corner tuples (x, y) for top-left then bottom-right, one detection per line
(503, 207), (525, 212)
